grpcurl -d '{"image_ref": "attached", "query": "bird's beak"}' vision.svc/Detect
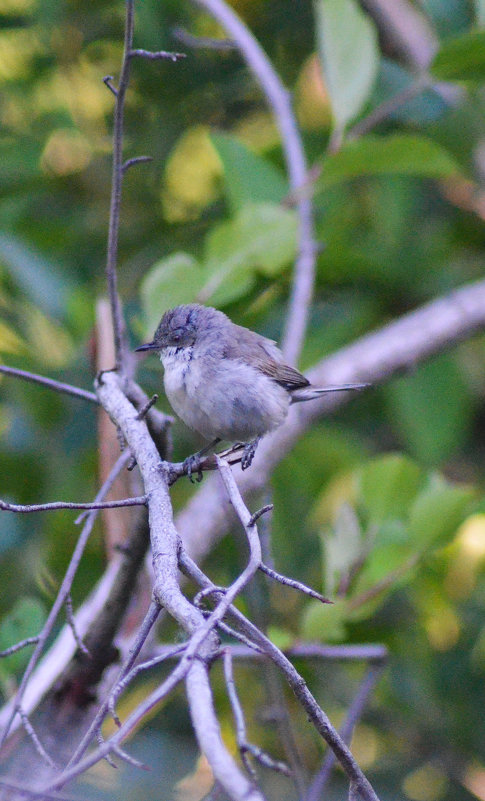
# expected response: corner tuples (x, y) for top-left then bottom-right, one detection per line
(135, 341), (159, 353)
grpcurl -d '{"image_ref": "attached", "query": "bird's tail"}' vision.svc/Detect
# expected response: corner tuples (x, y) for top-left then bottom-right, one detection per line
(290, 383), (369, 403)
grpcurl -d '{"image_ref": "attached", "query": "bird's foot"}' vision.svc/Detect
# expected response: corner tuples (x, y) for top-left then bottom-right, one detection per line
(183, 453), (204, 483)
(241, 437), (260, 470)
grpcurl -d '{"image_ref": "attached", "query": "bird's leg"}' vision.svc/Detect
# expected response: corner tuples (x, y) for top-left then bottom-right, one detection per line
(183, 438), (221, 483)
(241, 437), (261, 470)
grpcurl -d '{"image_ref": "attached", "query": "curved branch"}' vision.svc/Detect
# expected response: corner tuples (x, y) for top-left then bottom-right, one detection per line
(192, 0), (315, 364)
(176, 278), (485, 563)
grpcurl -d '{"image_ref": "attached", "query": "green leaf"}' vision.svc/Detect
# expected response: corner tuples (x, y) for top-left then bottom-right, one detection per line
(140, 253), (205, 333)
(314, 0), (379, 129)
(210, 133), (288, 214)
(317, 134), (460, 190)
(359, 454), (424, 525)
(199, 202), (298, 304)
(348, 540), (417, 621)
(323, 503), (362, 596)
(301, 599), (348, 643)
(0, 598), (45, 675)
(431, 30), (485, 81)
(408, 480), (475, 548)
(385, 354), (473, 465)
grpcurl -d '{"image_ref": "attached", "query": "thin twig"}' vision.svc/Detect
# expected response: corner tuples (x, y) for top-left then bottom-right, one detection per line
(224, 649), (291, 779)
(103, 75), (118, 96)
(19, 708), (58, 770)
(129, 48), (186, 61)
(122, 156), (153, 173)
(0, 636), (39, 658)
(112, 744), (150, 771)
(192, 0), (316, 365)
(0, 778), (80, 801)
(108, 644), (186, 726)
(135, 393), (158, 420)
(178, 549), (382, 801)
(0, 365), (98, 404)
(64, 595), (90, 658)
(0, 496), (147, 514)
(0, 450), (131, 748)
(65, 599), (161, 768)
(259, 562), (331, 605)
(105, 1), (134, 369)
(306, 664), (386, 801)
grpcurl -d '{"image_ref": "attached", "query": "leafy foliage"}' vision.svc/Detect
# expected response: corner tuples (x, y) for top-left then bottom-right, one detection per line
(1, 0), (485, 798)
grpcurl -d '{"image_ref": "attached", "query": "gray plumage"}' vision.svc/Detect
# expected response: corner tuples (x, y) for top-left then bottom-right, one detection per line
(136, 304), (366, 453)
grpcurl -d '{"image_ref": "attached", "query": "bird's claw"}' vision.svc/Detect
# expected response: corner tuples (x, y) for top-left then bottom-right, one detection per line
(241, 438), (260, 470)
(183, 453), (203, 483)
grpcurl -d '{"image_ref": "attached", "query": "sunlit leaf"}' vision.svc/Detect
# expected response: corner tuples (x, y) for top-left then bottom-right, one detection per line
(316, 134), (460, 190)
(210, 132), (288, 213)
(431, 29), (485, 81)
(314, 0), (379, 129)
(322, 503), (362, 596)
(203, 203), (298, 278)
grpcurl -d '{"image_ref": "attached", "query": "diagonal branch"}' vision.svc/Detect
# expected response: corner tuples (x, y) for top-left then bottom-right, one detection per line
(0, 365), (98, 403)
(192, 0), (316, 365)
(176, 277), (485, 564)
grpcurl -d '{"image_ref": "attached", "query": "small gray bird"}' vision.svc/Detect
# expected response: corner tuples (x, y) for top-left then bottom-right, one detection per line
(136, 304), (366, 479)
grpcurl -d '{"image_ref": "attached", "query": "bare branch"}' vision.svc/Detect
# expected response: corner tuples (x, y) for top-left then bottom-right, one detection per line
(177, 277), (485, 565)
(103, 75), (118, 96)
(259, 562), (331, 605)
(0, 451), (131, 746)
(108, 644), (186, 726)
(224, 650), (291, 779)
(129, 48), (186, 61)
(18, 709), (58, 770)
(0, 637), (39, 659)
(178, 549), (382, 801)
(0, 778), (80, 801)
(135, 393), (159, 420)
(306, 664), (386, 801)
(64, 595), (90, 658)
(105, 1), (134, 369)
(0, 496), (146, 514)
(66, 599), (162, 767)
(122, 155), (153, 173)
(192, 0), (316, 365)
(0, 365), (98, 404)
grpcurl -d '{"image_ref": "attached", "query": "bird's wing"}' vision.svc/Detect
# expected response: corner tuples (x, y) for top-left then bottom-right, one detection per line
(224, 325), (310, 391)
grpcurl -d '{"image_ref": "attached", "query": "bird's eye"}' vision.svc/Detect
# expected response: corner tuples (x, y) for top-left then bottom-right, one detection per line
(171, 327), (184, 343)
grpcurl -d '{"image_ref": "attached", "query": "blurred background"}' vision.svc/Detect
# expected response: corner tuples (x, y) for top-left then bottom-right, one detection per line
(1, 0), (485, 799)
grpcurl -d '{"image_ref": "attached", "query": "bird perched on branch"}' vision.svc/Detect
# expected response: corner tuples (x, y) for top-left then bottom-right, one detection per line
(136, 304), (367, 480)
